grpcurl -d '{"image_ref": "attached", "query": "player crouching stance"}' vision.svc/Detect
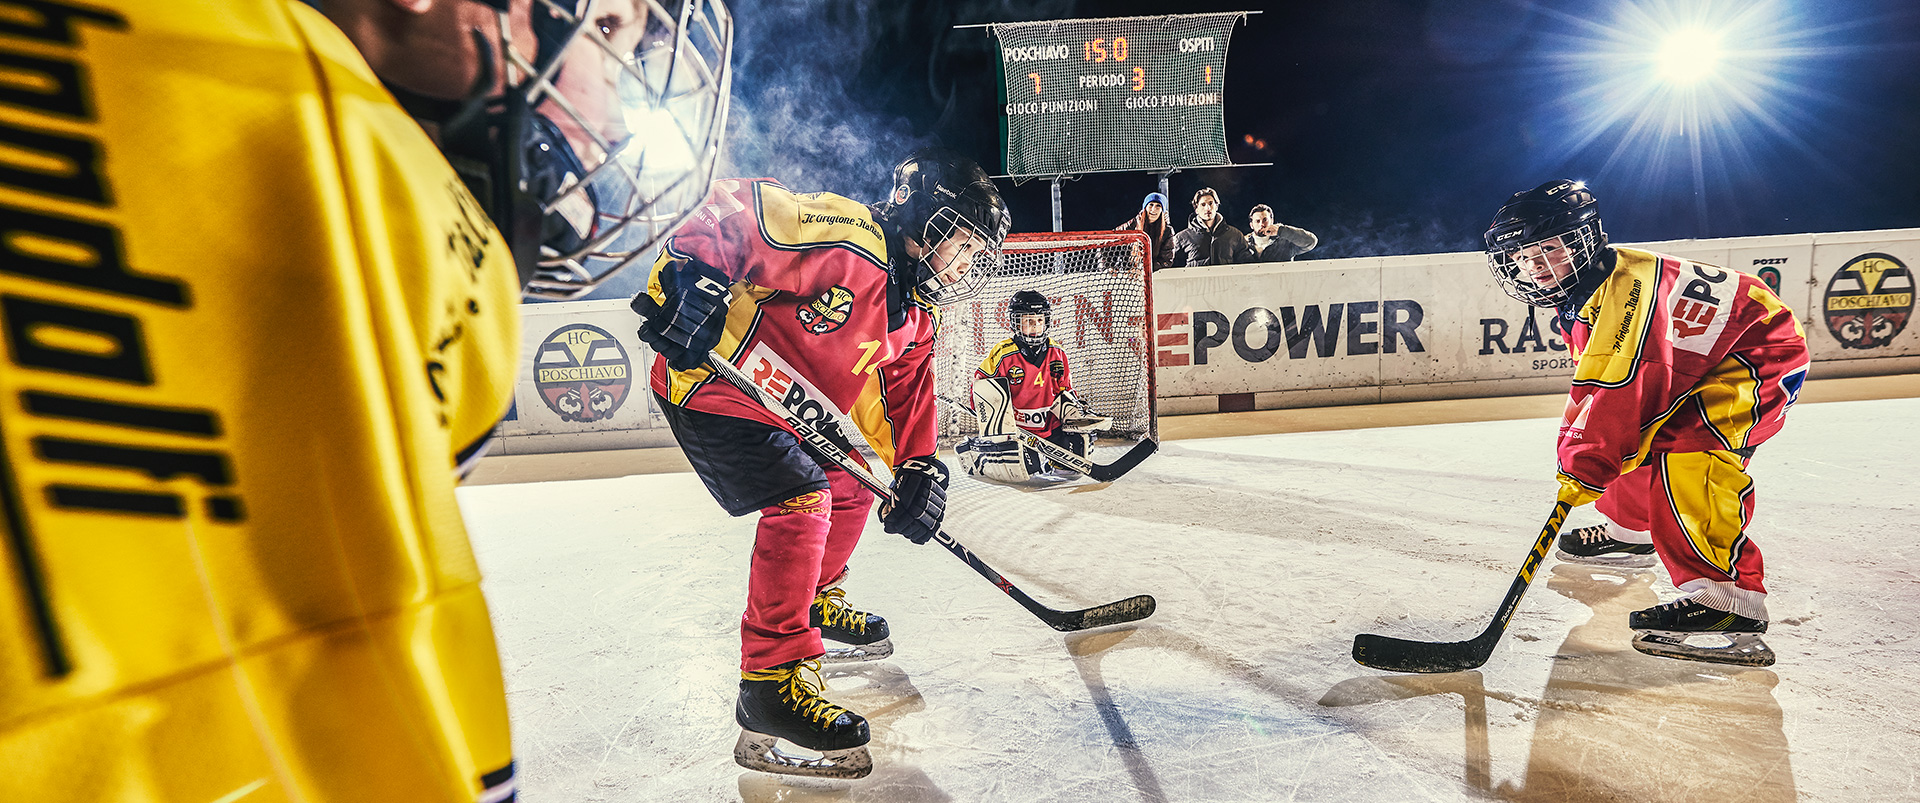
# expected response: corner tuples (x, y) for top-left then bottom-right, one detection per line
(1485, 180), (1810, 667)
(633, 149), (1010, 778)
(957, 291), (1111, 483)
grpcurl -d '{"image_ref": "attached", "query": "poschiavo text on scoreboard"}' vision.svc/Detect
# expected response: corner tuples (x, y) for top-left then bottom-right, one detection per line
(991, 13), (1245, 177)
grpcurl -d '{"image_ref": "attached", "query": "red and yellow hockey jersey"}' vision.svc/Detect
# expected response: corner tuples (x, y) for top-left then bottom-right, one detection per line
(1556, 248), (1810, 504)
(974, 339), (1074, 436)
(647, 179), (940, 468)
(1, 2), (520, 801)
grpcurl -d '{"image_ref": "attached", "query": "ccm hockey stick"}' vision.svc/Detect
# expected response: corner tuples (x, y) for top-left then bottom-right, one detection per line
(701, 352), (1156, 632)
(1352, 500), (1572, 673)
(932, 393), (1157, 482)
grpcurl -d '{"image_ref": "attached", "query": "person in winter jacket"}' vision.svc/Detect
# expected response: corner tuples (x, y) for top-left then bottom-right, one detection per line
(1114, 192), (1175, 270)
(1246, 204), (1318, 262)
(1171, 187), (1253, 267)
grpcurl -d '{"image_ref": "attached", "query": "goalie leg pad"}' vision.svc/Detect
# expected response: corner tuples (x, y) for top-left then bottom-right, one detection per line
(956, 434), (1043, 483)
(971, 376), (1017, 437)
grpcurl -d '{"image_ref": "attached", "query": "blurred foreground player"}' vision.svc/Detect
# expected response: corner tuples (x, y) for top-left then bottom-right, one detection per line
(956, 290), (1110, 483)
(0, 1), (727, 801)
(1484, 179), (1809, 667)
(632, 148), (1010, 777)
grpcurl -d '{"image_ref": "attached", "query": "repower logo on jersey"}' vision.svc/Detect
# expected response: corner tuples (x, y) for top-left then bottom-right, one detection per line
(534, 324), (632, 422)
(797, 285), (855, 334)
(743, 343), (853, 430)
(1823, 253), (1913, 349)
(1014, 407), (1051, 429)
(1668, 261), (1736, 356)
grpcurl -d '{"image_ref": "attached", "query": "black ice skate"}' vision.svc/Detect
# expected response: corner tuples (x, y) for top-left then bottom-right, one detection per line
(811, 587), (893, 663)
(1555, 524), (1658, 569)
(734, 659), (873, 779)
(1628, 598), (1775, 667)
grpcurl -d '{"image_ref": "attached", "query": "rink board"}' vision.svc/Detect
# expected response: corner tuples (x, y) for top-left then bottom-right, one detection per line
(493, 228), (1920, 451)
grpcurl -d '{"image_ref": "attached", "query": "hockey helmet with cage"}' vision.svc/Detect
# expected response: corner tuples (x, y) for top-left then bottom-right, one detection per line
(1484, 179), (1609, 308)
(390, 0), (733, 300)
(882, 148), (1012, 305)
(1008, 289), (1052, 356)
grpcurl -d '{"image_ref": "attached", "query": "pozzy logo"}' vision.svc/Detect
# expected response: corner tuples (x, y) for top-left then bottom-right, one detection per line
(1669, 262), (1735, 356)
(797, 285), (855, 334)
(1824, 253), (1914, 349)
(534, 324), (631, 422)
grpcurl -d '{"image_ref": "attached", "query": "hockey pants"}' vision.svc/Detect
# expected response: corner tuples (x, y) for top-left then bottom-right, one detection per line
(740, 466), (874, 671)
(1595, 451), (1769, 620)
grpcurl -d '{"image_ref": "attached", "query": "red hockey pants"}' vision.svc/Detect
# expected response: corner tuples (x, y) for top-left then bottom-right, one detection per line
(739, 465), (873, 671)
(1596, 451), (1770, 619)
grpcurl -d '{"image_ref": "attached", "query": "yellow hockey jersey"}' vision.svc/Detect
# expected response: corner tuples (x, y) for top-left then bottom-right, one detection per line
(0, 2), (520, 801)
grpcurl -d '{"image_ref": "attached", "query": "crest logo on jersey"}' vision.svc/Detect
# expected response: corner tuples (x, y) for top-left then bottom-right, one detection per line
(797, 285), (855, 335)
(1048, 359), (1065, 380)
(1668, 262), (1735, 356)
(1006, 364), (1026, 385)
(534, 324), (632, 423)
(1823, 253), (1913, 349)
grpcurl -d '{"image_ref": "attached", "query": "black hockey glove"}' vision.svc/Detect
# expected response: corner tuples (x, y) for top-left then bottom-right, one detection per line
(881, 456), (948, 545)
(631, 258), (731, 372)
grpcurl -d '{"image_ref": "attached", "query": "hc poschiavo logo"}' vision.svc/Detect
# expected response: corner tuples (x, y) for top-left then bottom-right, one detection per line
(534, 324), (632, 422)
(1824, 253), (1914, 350)
(797, 285), (855, 334)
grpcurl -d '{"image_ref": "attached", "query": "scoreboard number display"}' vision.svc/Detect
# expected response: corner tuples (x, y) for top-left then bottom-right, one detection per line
(992, 13), (1245, 177)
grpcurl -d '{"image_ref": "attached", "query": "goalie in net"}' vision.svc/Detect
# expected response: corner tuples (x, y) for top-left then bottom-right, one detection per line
(938, 232), (1155, 482)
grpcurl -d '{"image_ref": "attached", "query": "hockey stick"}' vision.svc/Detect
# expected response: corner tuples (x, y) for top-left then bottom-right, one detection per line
(932, 393), (1157, 482)
(1351, 500), (1572, 673)
(701, 351), (1156, 632)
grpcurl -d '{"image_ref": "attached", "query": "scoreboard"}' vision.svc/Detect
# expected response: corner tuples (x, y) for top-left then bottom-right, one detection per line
(992, 13), (1244, 178)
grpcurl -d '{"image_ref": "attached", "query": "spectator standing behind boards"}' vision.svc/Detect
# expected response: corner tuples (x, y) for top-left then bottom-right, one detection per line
(1246, 204), (1318, 262)
(1114, 192), (1175, 270)
(1172, 187), (1253, 267)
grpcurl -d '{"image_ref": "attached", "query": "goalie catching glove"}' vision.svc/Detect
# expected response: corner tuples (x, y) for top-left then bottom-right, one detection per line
(632, 258), (731, 372)
(881, 456), (948, 544)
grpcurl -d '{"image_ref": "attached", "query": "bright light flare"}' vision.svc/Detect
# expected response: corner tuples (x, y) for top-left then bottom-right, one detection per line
(1655, 27), (1724, 86)
(1521, 0), (1838, 234)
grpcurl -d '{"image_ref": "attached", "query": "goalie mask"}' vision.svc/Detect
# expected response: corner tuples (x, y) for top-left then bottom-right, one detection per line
(1484, 179), (1609, 308)
(881, 148), (1012, 305)
(1008, 289), (1051, 360)
(393, 0), (733, 300)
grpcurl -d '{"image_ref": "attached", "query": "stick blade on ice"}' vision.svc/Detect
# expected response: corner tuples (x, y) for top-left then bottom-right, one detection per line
(1351, 632), (1494, 674)
(1045, 594), (1157, 632)
(1087, 438), (1158, 483)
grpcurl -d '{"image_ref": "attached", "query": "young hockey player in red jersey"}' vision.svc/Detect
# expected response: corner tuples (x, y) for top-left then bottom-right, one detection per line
(632, 149), (1010, 778)
(956, 290), (1110, 482)
(1485, 179), (1810, 666)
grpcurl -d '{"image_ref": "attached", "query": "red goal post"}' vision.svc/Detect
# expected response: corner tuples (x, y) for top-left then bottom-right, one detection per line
(934, 231), (1157, 447)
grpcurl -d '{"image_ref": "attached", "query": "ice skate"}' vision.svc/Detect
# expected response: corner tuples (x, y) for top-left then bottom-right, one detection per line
(1628, 597), (1775, 667)
(812, 587), (893, 663)
(1554, 524), (1657, 569)
(734, 659), (873, 779)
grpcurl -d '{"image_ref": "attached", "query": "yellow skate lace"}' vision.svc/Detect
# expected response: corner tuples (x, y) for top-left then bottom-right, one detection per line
(813, 587), (869, 634)
(741, 659), (846, 728)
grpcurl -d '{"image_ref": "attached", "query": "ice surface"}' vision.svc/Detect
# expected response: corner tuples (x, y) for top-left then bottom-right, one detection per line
(458, 397), (1920, 802)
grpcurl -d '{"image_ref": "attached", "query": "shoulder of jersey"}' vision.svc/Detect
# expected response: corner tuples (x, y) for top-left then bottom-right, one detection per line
(750, 180), (890, 268)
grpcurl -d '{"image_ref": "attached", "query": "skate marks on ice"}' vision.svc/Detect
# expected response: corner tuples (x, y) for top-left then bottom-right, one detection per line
(1324, 563), (1792, 802)
(1059, 625), (1470, 803)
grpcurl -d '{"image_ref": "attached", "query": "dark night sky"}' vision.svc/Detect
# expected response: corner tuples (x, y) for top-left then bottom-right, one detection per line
(708, 0), (1920, 262)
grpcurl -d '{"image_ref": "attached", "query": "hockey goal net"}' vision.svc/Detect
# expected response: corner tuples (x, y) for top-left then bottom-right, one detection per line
(934, 231), (1156, 447)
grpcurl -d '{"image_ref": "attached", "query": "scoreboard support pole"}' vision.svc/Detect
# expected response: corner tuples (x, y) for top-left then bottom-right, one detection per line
(1051, 178), (1064, 232)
